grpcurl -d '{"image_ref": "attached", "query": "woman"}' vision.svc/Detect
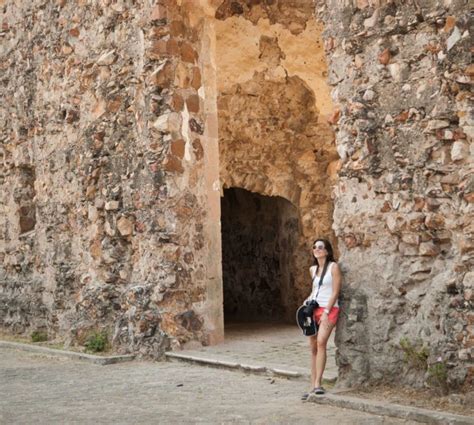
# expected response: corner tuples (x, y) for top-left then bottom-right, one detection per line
(302, 238), (341, 399)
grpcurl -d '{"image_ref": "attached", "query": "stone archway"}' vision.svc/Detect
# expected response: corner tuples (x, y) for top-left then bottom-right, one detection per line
(221, 187), (301, 323)
(215, 5), (339, 325)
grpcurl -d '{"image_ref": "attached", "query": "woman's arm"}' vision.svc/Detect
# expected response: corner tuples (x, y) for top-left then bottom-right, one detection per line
(324, 262), (342, 312)
(304, 266), (317, 303)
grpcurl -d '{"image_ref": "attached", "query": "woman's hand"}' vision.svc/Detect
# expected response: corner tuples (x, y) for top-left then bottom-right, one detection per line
(320, 312), (331, 331)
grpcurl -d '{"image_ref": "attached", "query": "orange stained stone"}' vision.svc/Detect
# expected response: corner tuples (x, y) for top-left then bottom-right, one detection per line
(186, 94), (200, 113)
(69, 27), (80, 37)
(148, 40), (168, 59)
(171, 93), (184, 111)
(170, 20), (185, 37)
(191, 67), (201, 89)
(443, 16), (456, 32)
(180, 43), (198, 63)
(378, 48), (391, 65)
(164, 155), (184, 173)
(167, 38), (180, 55)
(170, 139), (186, 159)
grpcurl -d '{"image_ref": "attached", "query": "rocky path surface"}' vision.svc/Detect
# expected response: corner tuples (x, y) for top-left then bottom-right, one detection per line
(170, 323), (337, 381)
(0, 347), (416, 425)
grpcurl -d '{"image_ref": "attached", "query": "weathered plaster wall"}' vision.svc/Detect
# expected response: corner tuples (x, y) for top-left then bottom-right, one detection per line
(318, 0), (473, 390)
(215, 16), (333, 117)
(0, 0), (223, 356)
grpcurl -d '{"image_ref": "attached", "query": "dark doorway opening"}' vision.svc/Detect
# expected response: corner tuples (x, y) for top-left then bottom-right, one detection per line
(221, 187), (300, 325)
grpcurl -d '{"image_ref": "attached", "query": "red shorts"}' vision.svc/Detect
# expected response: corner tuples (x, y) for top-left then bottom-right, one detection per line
(313, 307), (339, 325)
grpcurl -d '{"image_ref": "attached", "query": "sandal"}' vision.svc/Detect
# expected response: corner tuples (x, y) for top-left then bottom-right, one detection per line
(313, 387), (325, 395)
(301, 391), (311, 401)
(301, 388), (317, 400)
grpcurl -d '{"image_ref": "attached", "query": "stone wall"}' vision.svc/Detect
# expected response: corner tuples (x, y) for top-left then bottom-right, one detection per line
(1, 0), (472, 393)
(0, 0), (223, 356)
(318, 0), (473, 390)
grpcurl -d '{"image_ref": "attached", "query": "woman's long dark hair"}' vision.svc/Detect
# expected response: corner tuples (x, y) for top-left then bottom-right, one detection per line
(312, 238), (336, 269)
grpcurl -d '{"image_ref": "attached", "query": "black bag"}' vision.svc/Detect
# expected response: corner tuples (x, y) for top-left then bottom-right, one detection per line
(296, 261), (330, 336)
(296, 302), (318, 336)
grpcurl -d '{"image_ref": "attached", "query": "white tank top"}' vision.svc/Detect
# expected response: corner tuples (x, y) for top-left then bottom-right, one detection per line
(308, 262), (339, 308)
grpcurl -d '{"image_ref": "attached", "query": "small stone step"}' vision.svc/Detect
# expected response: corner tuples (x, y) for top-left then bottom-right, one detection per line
(0, 341), (135, 365)
(165, 351), (307, 380)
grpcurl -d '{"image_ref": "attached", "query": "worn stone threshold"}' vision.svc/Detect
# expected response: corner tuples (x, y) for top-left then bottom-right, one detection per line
(0, 340), (135, 365)
(165, 351), (334, 382)
(307, 392), (474, 425)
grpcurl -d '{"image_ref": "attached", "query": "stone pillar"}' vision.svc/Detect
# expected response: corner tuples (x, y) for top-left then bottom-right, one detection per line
(191, 10), (223, 345)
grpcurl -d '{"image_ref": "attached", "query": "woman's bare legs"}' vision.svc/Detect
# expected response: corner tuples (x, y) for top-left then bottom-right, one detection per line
(309, 335), (318, 390)
(309, 322), (336, 389)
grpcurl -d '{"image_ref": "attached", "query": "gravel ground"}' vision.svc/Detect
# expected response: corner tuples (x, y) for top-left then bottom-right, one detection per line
(0, 347), (417, 425)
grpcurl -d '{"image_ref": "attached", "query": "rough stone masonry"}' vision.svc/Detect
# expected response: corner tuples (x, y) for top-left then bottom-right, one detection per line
(0, 0), (472, 393)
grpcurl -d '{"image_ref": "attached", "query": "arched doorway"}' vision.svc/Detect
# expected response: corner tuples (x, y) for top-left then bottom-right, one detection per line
(221, 187), (301, 324)
(212, 0), (339, 343)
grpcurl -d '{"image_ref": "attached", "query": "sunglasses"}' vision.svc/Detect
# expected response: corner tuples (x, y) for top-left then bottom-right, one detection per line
(313, 244), (326, 250)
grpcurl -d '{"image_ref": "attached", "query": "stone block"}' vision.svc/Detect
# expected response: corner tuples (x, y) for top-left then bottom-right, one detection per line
(150, 4), (167, 21)
(378, 48), (391, 65)
(343, 233), (359, 249)
(419, 241), (440, 256)
(166, 39), (180, 56)
(463, 272), (474, 289)
(189, 118), (203, 134)
(105, 201), (119, 211)
(425, 214), (445, 230)
(406, 214), (425, 232)
(464, 289), (472, 301)
(150, 26), (169, 39)
(61, 44), (73, 55)
(174, 62), (191, 88)
(459, 237), (474, 254)
(152, 62), (175, 87)
(192, 139), (203, 160)
(88, 205), (99, 222)
(153, 112), (181, 133)
(106, 96), (122, 113)
(104, 220), (116, 237)
(180, 43), (197, 63)
(171, 93), (184, 111)
(398, 242), (418, 256)
(170, 20), (185, 37)
(85, 185), (96, 200)
(401, 233), (420, 245)
(186, 94), (200, 113)
(117, 217), (133, 236)
(164, 155), (184, 173)
(387, 62), (409, 82)
(451, 141), (468, 161)
(19, 215), (35, 233)
(191, 67), (201, 89)
(425, 120), (450, 132)
(170, 139), (185, 159)
(148, 40), (168, 60)
(97, 50), (116, 66)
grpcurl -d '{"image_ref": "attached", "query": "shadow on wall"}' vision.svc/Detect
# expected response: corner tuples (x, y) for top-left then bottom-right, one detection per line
(221, 187), (302, 324)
